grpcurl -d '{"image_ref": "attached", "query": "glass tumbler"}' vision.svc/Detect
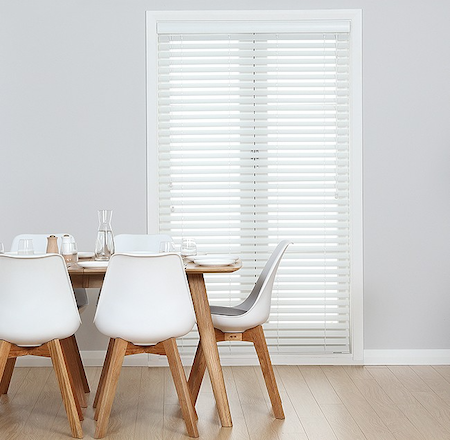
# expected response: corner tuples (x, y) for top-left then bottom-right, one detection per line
(159, 241), (176, 253)
(180, 238), (197, 262)
(18, 239), (34, 255)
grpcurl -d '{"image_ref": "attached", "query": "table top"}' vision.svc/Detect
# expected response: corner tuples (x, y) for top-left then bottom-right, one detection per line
(68, 259), (242, 275)
(185, 260), (241, 274)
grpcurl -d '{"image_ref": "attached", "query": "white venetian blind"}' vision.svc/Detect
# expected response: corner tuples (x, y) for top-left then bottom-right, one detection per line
(157, 22), (351, 355)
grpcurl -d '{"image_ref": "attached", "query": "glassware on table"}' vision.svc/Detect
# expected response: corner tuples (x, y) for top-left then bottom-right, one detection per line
(180, 238), (197, 262)
(0, 242), (4, 254)
(18, 238), (34, 255)
(61, 235), (79, 265)
(159, 241), (176, 253)
(70, 237), (79, 263)
(95, 209), (115, 261)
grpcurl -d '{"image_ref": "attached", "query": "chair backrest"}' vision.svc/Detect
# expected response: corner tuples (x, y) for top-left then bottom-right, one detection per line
(0, 254), (81, 346)
(10, 233), (74, 253)
(239, 240), (292, 325)
(94, 253), (195, 345)
(114, 234), (173, 253)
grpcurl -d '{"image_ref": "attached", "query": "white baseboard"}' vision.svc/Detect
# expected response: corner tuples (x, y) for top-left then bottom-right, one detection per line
(364, 349), (450, 365)
(15, 351), (361, 367)
(15, 349), (450, 367)
(15, 352), (149, 367)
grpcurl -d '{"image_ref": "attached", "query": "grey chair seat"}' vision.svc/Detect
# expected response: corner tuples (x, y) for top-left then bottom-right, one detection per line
(74, 288), (89, 313)
(209, 305), (247, 316)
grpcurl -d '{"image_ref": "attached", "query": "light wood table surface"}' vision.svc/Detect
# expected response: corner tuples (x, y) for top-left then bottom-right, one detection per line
(68, 258), (242, 428)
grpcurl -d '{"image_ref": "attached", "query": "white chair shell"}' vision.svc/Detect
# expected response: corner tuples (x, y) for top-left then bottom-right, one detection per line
(10, 233), (89, 313)
(0, 254), (81, 346)
(94, 253), (195, 346)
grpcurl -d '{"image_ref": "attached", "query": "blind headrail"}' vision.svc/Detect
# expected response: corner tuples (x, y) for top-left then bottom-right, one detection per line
(157, 20), (351, 35)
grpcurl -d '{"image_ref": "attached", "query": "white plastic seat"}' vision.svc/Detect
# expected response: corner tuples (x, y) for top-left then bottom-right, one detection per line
(0, 254), (83, 438)
(189, 240), (292, 420)
(93, 253), (198, 438)
(114, 233), (173, 253)
(10, 233), (89, 312)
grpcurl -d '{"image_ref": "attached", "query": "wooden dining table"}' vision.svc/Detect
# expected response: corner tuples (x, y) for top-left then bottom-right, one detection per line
(68, 258), (241, 428)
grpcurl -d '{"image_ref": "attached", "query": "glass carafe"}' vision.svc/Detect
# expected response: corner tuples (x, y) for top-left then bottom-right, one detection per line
(94, 209), (115, 260)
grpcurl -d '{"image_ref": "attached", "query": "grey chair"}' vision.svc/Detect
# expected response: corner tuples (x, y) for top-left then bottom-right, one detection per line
(189, 240), (292, 420)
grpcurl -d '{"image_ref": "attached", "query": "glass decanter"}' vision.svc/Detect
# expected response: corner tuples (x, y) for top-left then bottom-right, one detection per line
(94, 209), (115, 260)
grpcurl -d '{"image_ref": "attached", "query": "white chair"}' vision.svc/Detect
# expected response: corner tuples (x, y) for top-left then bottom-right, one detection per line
(93, 253), (198, 438)
(114, 233), (173, 253)
(9, 233), (91, 401)
(0, 254), (83, 438)
(189, 240), (292, 420)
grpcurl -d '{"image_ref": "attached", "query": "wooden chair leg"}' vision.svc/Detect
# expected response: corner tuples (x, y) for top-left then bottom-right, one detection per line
(93, 338), (114, 410)
(188, 340), (207, 407)
(48, 339), (84, 439)
(0, 341), (12, 392)
(246, 325), (285, 419)
(68, 335), (90, 393)
(94, 338), (127, 439)
(164, 338), (199, 438)
(61, 337), (87, 410)
(0, 358), (16, 395)
(62, 346), (85, 423)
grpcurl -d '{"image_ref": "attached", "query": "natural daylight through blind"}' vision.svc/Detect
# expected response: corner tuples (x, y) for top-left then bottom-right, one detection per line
(157, 24), (352, 355)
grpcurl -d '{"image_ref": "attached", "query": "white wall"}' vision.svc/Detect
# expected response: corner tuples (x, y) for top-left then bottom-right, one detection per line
(2, 0), (450, 358)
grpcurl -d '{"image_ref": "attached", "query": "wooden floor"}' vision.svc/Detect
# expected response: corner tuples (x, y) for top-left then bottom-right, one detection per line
(2, 365), (450, 439)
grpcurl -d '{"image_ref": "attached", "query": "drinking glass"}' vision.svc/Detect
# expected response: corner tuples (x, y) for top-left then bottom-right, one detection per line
(159, 241), (176, 253)
(0, 243), (4, 254)
(61, 235), (78, 265)
(71, 239), (79, 263)
(180, 238), (197, 260)
(18, 239), (34, 255)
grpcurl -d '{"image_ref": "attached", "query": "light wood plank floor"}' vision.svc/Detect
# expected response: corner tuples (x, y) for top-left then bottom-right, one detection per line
(2, 365), (450, 439)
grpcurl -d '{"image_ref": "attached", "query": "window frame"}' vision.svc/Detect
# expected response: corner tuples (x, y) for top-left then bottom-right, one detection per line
(146, 9), (363, 364)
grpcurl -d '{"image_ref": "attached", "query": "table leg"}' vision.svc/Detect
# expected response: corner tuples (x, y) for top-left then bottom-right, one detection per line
(187, 273), (232, 428)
